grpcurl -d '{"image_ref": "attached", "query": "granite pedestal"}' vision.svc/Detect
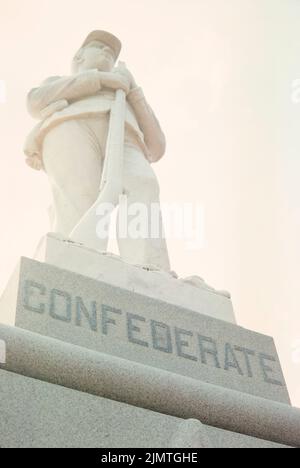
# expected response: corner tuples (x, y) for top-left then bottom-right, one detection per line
(0, 369), (289, 449)
(0, 244), (297, 448)
(1, 256), (290, 404)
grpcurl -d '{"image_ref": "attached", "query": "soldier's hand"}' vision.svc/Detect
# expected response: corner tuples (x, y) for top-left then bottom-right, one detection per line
(112, 65), (138, 90)
(111, 71), (131, 93)
(26, 155), (43, 171)
(98, 71), (130, 94)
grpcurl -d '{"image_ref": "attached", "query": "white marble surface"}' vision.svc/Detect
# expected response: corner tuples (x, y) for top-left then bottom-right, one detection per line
(35, 233), (236, 324)
(25, 30), (170, 271)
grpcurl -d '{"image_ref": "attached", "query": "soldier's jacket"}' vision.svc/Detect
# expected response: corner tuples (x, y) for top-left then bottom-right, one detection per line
(24, 70), (166, 170)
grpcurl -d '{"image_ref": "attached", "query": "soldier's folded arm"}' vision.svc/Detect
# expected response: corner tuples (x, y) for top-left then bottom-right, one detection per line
(27, 70), (102, 119)
(127, 87), (166, 163)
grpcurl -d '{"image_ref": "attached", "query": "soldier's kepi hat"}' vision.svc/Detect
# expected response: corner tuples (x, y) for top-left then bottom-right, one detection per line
(80, 30), (122, 59)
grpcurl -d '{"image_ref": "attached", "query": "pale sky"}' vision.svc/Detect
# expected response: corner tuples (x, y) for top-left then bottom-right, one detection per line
(0, 0), (299, 408)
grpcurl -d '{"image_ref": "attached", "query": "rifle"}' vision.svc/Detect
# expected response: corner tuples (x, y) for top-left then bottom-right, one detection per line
(70, 62), (127, 250)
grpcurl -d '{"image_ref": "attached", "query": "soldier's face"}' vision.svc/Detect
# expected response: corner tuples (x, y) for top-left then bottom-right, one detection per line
(73, 41), (116, 73)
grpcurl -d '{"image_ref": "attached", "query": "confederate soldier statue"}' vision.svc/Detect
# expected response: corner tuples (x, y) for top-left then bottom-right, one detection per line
(24, 30), (170, 271)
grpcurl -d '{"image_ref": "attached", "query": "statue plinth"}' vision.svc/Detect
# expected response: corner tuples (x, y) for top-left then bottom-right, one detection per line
(0, 245), (298, 447)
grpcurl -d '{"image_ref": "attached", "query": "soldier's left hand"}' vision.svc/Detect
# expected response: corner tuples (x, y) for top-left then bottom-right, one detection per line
(113, 65), (138, 90)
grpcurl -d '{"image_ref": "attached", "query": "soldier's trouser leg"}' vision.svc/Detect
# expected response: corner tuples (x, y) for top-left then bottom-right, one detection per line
(42, 118), (107, 237)
(42, 117), (170, 271)
(117, 146), (171, 271)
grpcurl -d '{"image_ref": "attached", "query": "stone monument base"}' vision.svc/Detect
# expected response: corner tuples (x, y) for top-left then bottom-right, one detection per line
(0, 248), (298, 448)
(33, 233), (236, 324)
(0, 368), (288, 448)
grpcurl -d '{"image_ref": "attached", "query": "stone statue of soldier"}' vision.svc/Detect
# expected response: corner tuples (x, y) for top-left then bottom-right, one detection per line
(24, 30), (170, 272)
